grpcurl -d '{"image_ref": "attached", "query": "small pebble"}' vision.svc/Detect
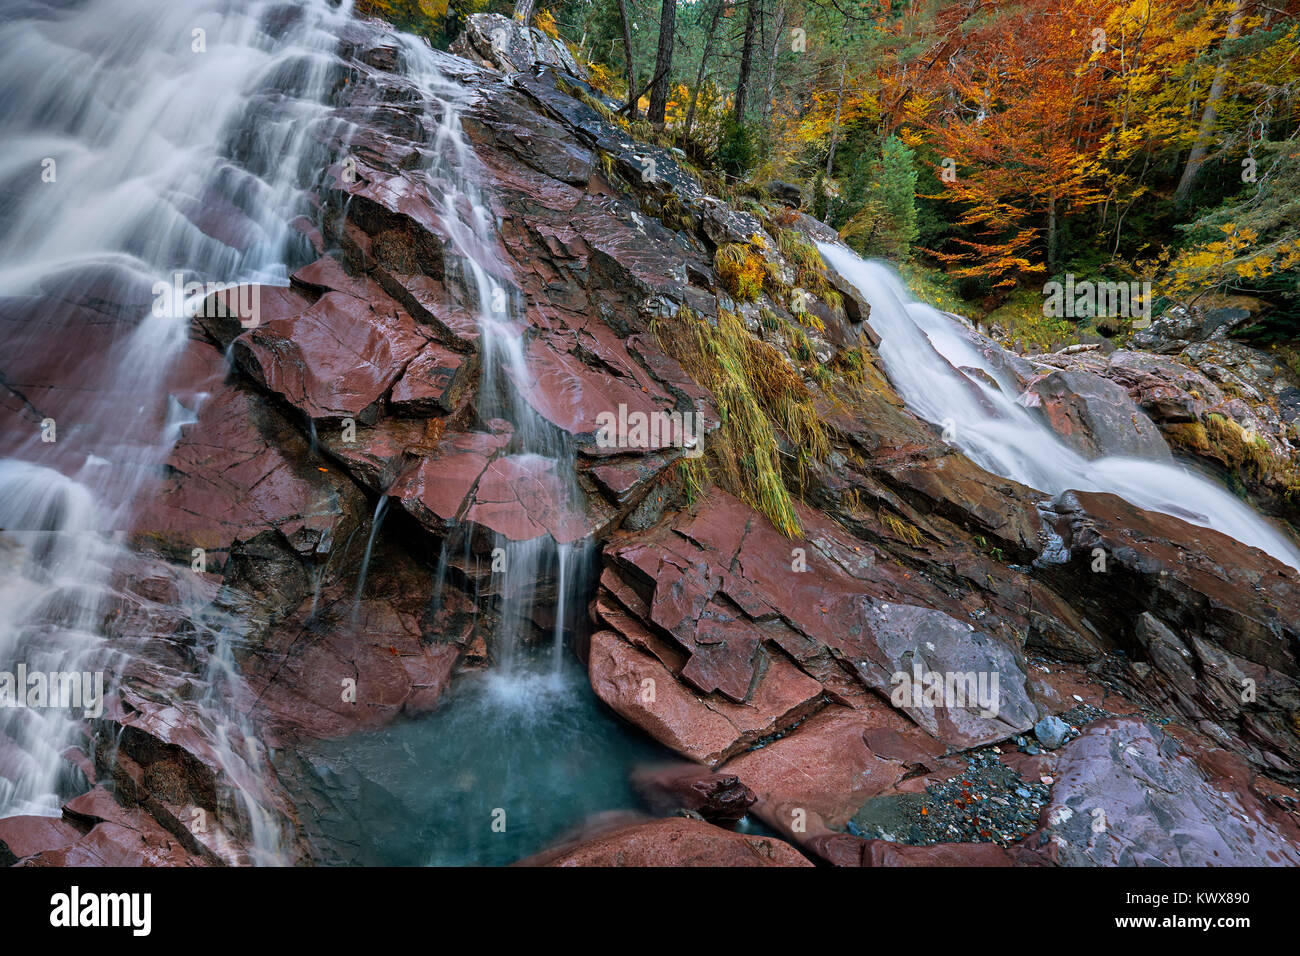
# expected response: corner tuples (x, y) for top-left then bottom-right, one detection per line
(1034, 715), (1070, 750)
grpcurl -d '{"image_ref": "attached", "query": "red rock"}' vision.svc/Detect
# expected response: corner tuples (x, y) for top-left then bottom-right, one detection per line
(199, 283), (315, 348)
(719, 702), (942, 844)
(601, 489), (1036, 749)
(244, 546), (462, 742)
(5, 788), (209, 867)
(401, 644), (462, 716)
(631, 764), (757, 824)
(512, 336), (675, 441)
(317, 416), (447, 494)
(390, 342), (472, 414)
(139, 370), (367, 561)
(232, 290), (430, 423)
(390, 429), (512, 531)
(172, 185), (265, 253)
(378, 271), (482, 349)
(587, 451), (681, 507)
(517, 817), (813, 867)
(0, 815), (85, 864)
(333, 169), (455, 268)
(463, 453), (611, 544)
(290, 255), (389, 303)
(248, 624), (426, 742)
(591, 591), (687, 672)
(587, 629), (823, 766)
(18, 821), (204, 867)
(62, 787), (140, 829)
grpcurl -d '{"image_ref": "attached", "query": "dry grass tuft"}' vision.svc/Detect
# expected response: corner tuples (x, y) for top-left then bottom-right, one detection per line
(652, 307), (830, 535)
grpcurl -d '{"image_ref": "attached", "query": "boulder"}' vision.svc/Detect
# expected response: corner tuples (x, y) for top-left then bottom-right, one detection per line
(719, 702), (952, 848)
(450, 13), (587, 80)
(631, 765), (757, 823)
(517, 816), (813, 866)
(1026, 718), (1300, 866)
(1023, 368), (1171, 460)
(1033, 715), (1070, 750)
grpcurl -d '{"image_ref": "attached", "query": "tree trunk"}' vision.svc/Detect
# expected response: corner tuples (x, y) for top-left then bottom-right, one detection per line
(617, 0), (638, 119)
(648, 0), (678, 125)
(513, 0), (536, 25)
(685, 0), (725, 135)
(760, 2), (787, 127)
(733, 0), (760, 124)
(1173, 0), (1244, 206)
(824, 54), (847, 178)
(1047, 194), (1058, 275)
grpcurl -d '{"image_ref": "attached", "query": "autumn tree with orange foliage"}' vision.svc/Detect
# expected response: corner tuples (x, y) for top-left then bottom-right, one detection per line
(895, 0), (1111, 288)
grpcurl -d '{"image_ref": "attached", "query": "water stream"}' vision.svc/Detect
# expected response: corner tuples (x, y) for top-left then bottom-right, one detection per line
(290, 25), (653, 865)
(0, 0), (376, 852)
(819, 247), (1300, 571)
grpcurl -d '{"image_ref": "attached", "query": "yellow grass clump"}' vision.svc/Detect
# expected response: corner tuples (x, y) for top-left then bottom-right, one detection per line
(652, 307), (830, 535)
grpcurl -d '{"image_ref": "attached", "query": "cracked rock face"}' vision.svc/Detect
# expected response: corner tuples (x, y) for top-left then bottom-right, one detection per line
(449, 13), (587, 80)
(593, 491), (1036, 764)
(1027, 718), (1300, 866)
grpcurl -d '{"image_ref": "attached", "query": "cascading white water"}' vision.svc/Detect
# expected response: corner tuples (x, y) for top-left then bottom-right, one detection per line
(0, 463), (118, 816)
(819, 245), (1300, 570)
(387, 36), (590, 695)
(353, 494), (390, 620)
(0, 0), (593, 864)
(0, 0), (375, 857)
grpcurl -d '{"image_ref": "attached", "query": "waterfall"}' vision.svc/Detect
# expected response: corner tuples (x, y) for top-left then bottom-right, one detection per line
(0, 0), (594, 862)
(386, 35), (590, 693)
(819, 246), (1300, 570)
(352, 494), (390, 619)
(0, 0), (372, 859)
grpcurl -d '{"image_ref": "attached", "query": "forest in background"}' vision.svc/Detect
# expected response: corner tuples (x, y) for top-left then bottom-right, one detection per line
(359, 0), (1300, 352)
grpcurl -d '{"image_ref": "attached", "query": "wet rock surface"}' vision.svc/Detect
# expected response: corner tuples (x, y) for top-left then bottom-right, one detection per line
(1023, 368), (1172, 460)
(516, 815), (813, 867)
(1025, 717), (1300, 866)
(1036, 341), (1300, 523)
(631, 764), (757, 823)
(450, 12), (587, 80)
